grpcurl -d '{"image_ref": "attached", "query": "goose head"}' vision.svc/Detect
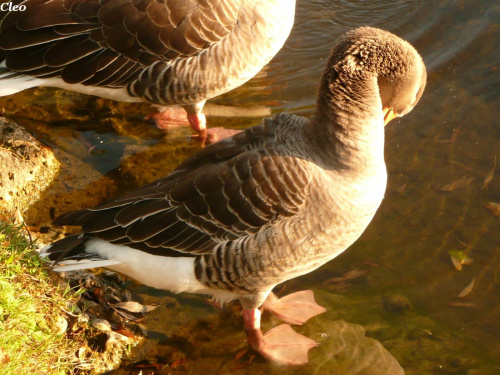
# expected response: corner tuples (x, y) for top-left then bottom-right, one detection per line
(366, 28), (427, 125)
(318, 27), (427, 128)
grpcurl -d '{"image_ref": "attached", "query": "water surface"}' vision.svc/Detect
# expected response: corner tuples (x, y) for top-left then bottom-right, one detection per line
(1, 0), (499, 373)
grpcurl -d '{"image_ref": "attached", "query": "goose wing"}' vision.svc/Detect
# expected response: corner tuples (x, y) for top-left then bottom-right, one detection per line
(54, 115), (312, 256)
(0, 0), (241, 86)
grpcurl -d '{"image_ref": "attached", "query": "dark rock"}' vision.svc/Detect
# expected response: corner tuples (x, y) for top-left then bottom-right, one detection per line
(381, 294), (412, 314)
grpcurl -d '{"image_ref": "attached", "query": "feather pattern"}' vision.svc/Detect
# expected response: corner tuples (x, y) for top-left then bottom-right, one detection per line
(0, 0), (296, 112)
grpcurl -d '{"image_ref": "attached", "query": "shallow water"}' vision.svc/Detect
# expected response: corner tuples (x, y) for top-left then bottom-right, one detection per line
(1, 0), (499, 373)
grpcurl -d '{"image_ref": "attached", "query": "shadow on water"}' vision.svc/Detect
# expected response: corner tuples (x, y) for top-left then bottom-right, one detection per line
(1, 0), (499, 373)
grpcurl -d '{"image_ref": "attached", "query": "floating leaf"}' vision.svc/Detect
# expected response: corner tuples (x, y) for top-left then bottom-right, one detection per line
(482, 155), (496, 191)
(484, 202), (500, 218)
(450, 255), (462, 271)
(449, 251), (474, 271)
(457, 278), (475, 298)
(440, 177), (475, 192)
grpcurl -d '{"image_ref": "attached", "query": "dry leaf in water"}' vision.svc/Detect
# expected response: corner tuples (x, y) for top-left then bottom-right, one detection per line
(440, 177), (475, 192)
(394, 184), (407, 194)
(457, 278), (475, 298)
(450, 255), (462, 271)
(449, 250), (474, 271)
(484, 202), (500, 218)
(323, 268), (366, 284)
(449, 302), (476, 307)
(115, 328), (136, 338)
(482, 155), (496, 191)
(112, 301), (159, 314)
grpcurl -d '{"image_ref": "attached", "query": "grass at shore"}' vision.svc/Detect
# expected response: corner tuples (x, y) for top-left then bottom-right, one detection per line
(0, 222), (82, 374)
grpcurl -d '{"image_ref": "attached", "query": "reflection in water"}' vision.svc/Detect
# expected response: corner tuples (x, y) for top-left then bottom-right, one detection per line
(1, 0), (499, 373)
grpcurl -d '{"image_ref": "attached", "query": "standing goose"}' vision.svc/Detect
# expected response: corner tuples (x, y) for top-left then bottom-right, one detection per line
(0, 0), (296, 143)
(40, 27), (427, 365)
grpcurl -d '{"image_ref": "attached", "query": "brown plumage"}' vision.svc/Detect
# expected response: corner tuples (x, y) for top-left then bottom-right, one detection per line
(41, 27), (427, 365)
(0, 0), (296, 139)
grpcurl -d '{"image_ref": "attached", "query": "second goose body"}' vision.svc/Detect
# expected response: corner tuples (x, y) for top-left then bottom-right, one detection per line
(0, 0), (296, 141)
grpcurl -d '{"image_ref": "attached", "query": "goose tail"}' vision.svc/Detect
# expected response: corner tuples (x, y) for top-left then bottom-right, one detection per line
(39, 235), (122, 272)
(0, 59), (47, 96)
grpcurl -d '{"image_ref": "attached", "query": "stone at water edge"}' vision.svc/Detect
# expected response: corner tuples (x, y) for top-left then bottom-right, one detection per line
(0, 117), (60, 217)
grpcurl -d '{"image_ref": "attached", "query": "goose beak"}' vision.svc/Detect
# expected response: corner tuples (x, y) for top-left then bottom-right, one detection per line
(383, 107), (398, 126)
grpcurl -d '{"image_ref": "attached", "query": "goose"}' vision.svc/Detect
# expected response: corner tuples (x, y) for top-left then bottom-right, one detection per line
(0, 0), (296, 143)
(40, 27), (427, 365)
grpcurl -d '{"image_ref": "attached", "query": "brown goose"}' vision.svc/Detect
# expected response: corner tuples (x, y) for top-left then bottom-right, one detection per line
(40, 27), (427, 365)
(0, 0), (296, 143)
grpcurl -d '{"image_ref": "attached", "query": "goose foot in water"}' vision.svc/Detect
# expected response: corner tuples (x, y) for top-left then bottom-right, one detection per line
(243, 309), (318, 365)
(145, 107), (240, 146)
(263, 290), (326, 325)
(144, 106), (191, 128)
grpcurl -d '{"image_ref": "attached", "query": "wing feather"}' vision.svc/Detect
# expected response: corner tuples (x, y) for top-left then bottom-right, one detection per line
(1, 0), (241, 88)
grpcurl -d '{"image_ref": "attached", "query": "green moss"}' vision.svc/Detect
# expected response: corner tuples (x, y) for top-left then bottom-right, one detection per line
(0, 222), (81, 374)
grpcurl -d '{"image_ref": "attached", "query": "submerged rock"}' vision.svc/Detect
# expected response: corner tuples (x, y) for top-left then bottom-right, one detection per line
(0, 117), (60, 216)
(381, 294), (412, 314)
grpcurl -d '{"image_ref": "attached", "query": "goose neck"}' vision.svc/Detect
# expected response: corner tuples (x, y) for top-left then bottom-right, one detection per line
(305, 70), (386, 172)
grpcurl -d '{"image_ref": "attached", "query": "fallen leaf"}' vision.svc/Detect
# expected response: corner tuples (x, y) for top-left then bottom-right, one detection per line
(115, 329), (136, 338)
(449, 251), (474, 271)
(457, 278), (475, 298)
(394, 184), (407, 194)
(112, 301), (159, 314)
(484, 202), (500, 218)
(449, 302), (477, 307)
(109, 306), (142, 321)
(440, 177), (475, 192)
(323, 268), (367, 285)
(453, 235), (470, 249)
(482, 155), (496, 191)
(450, 255), (462, 271)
